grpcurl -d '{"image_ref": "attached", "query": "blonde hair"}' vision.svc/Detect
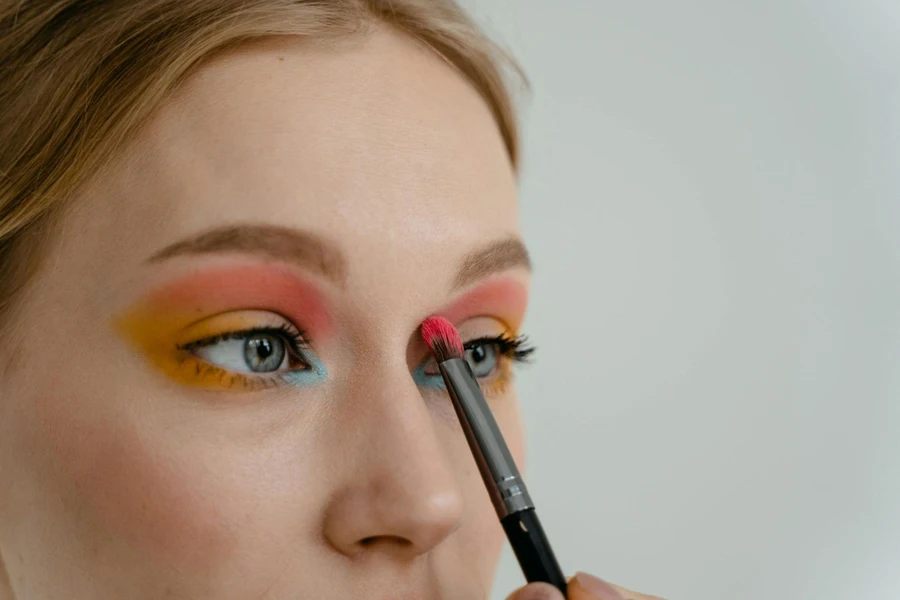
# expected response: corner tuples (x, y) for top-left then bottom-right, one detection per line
(0, 0), (522, 327)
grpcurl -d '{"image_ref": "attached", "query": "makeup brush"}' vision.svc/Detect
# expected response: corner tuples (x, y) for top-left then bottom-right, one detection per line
(420, 316), (567, 594)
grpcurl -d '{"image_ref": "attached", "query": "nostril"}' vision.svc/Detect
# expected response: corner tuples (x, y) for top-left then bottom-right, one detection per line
(359, 535), (412, 548)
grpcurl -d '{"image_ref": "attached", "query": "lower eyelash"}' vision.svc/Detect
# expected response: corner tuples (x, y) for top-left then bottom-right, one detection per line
(173, 346), (326, 392)
(479, 360), (514, 396)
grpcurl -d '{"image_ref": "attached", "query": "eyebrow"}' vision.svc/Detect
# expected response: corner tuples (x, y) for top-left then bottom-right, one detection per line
(148, 224), (530, 291)
(452, 237), (532, 290)
(147, 224), (347, 285)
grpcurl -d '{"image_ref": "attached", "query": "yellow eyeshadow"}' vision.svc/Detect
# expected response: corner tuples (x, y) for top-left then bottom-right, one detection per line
(480, 358), (514, 397)
(116, 306), (289, 391)
(479, 326), (519, 397)
(173, 313), (276, 347)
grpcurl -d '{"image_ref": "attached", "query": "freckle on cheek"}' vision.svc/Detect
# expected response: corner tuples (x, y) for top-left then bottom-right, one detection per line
(35, 400), (236, 573)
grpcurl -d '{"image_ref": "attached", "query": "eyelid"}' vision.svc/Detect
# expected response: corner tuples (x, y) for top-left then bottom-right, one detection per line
(465, 333), (535, 359)
(127, 264), (336, 339)
(179, 323), (306, 352)
(435, 278), (528, 334)
(175, 310), (308, 348)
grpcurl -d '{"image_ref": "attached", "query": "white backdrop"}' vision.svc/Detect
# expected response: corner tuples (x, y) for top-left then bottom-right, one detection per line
(455, 2), (900, 599)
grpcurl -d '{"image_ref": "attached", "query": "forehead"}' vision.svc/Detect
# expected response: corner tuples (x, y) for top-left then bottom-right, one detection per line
(101, 30), (519, 291)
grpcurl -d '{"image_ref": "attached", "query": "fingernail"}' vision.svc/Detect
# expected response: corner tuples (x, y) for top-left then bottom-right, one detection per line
(574, 572), (626, 599)
(516, 582), (566, 600)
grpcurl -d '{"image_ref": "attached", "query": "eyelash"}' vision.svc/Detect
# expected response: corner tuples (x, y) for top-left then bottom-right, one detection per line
(180, 330), (534, 363)
(178, 323), (309, 356)
(464, 333), (535, 364)
(414, 332), (536, 397)
(176, 323), (313, 390)
(174, 326), (535, 394)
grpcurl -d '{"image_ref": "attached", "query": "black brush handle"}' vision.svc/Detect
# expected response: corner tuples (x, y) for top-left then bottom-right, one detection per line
(501, 508), (568, 594)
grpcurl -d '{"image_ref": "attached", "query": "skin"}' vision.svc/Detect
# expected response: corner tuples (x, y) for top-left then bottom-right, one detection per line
(0, 28), (661, 600)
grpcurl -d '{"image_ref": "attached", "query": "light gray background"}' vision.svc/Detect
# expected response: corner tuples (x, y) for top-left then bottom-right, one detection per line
(455, 2), (900, 599)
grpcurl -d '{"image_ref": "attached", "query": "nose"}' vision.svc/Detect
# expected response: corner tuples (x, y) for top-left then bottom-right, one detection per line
(323, 360), (465, 561)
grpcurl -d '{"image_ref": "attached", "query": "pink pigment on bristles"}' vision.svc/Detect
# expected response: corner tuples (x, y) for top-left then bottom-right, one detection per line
(421, 316), (464, 362)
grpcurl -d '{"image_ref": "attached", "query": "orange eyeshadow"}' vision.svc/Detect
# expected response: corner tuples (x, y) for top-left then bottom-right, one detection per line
(115, 265), (332, 391)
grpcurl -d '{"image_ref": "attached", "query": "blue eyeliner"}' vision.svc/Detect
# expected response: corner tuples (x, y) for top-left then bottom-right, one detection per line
(282, 352), (328, 387)
(412, 362), (447, 389)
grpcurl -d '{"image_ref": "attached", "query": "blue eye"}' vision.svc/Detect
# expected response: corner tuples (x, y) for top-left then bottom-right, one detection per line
(244, 333), (285, 372)
(413, 333), (534, 390)
(177, 319), (328, 390)
(191, 331), (291, 374)
(465, 342), (498, 377)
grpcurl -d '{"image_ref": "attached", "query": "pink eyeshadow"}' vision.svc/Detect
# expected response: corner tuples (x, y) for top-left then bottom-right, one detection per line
(437, 277), (528, 331)
(146, 264), (335, 338)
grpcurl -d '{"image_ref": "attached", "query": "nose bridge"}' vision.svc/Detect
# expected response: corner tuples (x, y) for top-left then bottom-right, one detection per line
(334, 310), (444, 473)
(351, 352), (459, 501)
(322, 348), (465, 559)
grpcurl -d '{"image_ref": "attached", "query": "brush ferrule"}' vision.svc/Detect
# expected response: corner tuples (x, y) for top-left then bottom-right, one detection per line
(438, 358), (534, 518)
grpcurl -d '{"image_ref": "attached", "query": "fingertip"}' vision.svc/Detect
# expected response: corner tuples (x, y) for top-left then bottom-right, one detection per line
(505, 582), (567, 600)
(568, 572), (626, 600)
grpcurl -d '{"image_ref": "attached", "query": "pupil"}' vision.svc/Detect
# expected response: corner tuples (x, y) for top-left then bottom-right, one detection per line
(256, 338), (273, 359)
(465, 343), (496, 378)
(244, 334), (284, 372)
(471, 345), (486, 363)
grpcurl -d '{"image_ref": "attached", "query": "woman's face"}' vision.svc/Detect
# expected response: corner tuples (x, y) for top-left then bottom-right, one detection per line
(0, 29), (528, 600)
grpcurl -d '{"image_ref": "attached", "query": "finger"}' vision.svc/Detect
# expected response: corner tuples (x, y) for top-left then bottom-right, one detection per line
(504, 582), (567, 600)
(566, 572), (626, 600)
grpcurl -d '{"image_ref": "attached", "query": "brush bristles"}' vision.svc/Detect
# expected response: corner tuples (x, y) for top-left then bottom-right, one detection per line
(421, 316), (464, 363)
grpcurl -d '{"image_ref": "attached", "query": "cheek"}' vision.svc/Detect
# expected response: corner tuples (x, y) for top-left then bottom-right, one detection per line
(495, 391), (526, 472)
(32, 396), (238, 573)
